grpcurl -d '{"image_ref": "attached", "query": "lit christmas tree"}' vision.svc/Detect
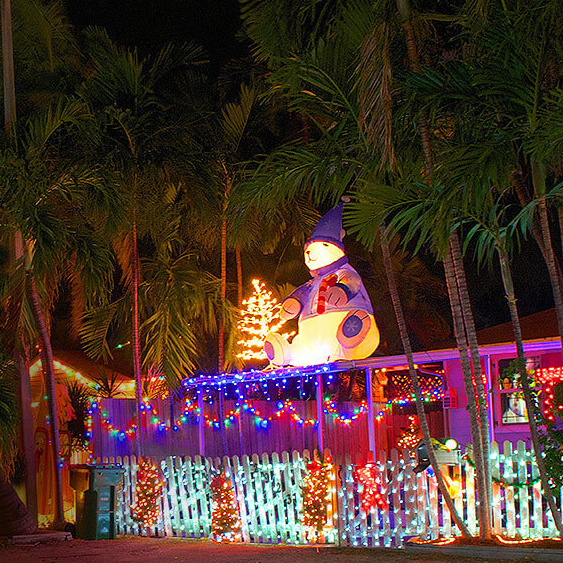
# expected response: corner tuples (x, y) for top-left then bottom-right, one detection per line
(236, 279), (293, 362)
(301, 453), (333, 541)
(397, 415), (421, 450)
(210, 472), (241, 542)
(132, 457), (164, 527)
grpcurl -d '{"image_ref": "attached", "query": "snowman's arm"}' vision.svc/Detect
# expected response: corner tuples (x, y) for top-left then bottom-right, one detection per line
(280, 282), (312, 320)
(334, 269), (362, 300)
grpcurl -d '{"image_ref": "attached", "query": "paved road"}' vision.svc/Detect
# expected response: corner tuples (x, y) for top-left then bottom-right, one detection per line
(0, 536), (529, 563)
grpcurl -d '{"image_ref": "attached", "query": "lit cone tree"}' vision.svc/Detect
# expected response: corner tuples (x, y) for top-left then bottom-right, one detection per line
(397, 415), (421, 451)
(301, 452), (333, 542)
(210, 472), (241, 542)
(236, 279), (293, 365)
(132, 457), (163, 527)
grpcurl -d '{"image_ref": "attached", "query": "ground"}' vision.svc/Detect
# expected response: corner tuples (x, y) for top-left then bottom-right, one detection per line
(0, 537), (539, 563)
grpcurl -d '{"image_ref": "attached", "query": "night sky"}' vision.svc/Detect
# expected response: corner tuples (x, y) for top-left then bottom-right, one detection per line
(61, 0), (556, 332)
(63, 0), (244, 67)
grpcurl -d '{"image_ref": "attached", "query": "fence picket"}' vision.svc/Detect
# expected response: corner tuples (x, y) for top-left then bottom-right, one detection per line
(464, 453), (476, 535)
(490, 442), (502, 535)
(503, 441), (516, 537)
(516, 441), (529, 538)
(231, 455), (251, 542)
(270, 452), (286, 542)
(281, 451), (297, 543)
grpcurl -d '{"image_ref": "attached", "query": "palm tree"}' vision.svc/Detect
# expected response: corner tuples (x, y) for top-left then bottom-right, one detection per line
(0, 352), (36, 536)
(77, 27), (207, 456)
(0, 99), (115, 525)
(460, 192), (563, 536)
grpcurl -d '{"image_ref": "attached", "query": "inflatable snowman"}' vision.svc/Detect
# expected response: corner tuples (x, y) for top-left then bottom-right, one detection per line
(264, 202), (380, 366)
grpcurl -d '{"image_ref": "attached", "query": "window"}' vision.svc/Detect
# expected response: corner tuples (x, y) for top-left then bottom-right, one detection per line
(497, 357), (540, 425)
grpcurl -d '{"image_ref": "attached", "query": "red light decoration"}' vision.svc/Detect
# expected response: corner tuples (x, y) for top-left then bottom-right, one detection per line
(535, 366), (563, 421)
(354, 464), (387, 513)
(132, 457), (164, 527)
(210, 472), (242, 542)
(302, 453), (333, 541)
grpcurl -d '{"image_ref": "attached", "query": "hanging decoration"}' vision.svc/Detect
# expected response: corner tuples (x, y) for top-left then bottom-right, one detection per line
(210, 471), (242, 542)
(354, 464), (388, 513)
(396, 415), (421, 450)
(132, 457), (164, 527)
(301, 452), (333, 541)
(237, 279), (294, 362)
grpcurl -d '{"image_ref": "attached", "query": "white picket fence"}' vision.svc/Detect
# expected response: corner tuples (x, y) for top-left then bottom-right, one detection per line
(98, 440), (563, 546)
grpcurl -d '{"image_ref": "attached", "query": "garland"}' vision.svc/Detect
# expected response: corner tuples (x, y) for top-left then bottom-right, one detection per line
(462, 454), (541, 489)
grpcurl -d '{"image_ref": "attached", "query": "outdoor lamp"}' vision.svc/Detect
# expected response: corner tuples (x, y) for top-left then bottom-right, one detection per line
(413, 440), (430, 473)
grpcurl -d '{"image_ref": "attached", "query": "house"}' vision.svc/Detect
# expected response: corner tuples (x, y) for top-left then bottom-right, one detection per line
(365, 307), (562, 448)
(30, 350), (134, 525)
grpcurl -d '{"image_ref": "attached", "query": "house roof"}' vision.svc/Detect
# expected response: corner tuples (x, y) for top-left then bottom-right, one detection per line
(30, 350), (135, 399)
(474, 308), (559, 345)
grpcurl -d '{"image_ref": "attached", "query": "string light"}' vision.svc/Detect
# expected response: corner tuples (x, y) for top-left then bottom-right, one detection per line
(535, 366), (563, 421)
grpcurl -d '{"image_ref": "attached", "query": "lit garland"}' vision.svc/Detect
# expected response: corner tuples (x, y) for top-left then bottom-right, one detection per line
(463, 453), (541, 488)
(494, 535), (562, 545)
(236, 279), (294, 361)
(89, 393), (381, 440)
(132, 457), (164, 527)
(210, 472), (242, 542)
(410, 537), (456, 546)
(354, 464), (387, 513)
(301, 453), (333, 541)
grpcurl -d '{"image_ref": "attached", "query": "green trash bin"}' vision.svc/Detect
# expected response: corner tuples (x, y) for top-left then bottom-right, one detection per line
(70, 464), (125, 540)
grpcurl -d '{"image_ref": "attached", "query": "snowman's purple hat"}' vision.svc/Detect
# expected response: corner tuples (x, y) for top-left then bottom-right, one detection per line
(305, 201), (345, 251)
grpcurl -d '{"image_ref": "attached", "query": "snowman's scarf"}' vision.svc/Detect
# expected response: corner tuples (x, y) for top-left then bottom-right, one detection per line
(316, 273), (338, 314)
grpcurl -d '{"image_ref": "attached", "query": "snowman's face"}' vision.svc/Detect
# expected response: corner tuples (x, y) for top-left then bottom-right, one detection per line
(304, 241), (345, 270)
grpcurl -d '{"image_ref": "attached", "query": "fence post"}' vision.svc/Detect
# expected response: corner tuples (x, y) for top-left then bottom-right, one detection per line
(198, 385), (205, 456)
(316, 372), (324, 452)
(365, 367), (376, 455)
(484, 355), (495, 444)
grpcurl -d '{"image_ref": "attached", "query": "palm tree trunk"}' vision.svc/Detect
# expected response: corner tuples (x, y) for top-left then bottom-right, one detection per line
(25, 269), (64, 525)
(236, 246), (243, 308)
(132, 216), (143, 459)
(218, 187), (229, 455)
(380, 226), (470, 536)
(449, 232), (493, 531)
(2, 0), (16, 132)
(397, 0), (490, 536)
(15, 349), (37, 528)
(497, 246), (563, 537)
(532, 161), (563, 344)
(0, 468), (36, 537)
(443, 249), (490, 538)
(219, 216), (227, 372)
